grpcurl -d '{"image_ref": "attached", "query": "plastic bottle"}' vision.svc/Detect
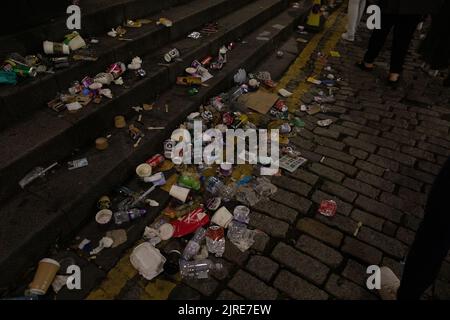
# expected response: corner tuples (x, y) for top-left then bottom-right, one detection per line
(182, 228), (206, 260)
(179, 259), (222, 279)
(114, 208), (147, 224)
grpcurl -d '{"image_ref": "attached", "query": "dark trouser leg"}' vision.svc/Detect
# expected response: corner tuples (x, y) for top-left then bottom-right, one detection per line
(397, 157), (450, 300)
(363, 14), (396, 63)
(389, 15), (422, 73)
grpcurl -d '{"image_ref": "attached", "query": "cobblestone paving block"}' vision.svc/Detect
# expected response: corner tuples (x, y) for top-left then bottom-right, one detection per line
(356, 170), (395, 193)
(315, 145), (356, 164)
(417, 160), (441, 175)
(343, 178), (380, 199)
(246, 255), (279, 282)
(381, 131), (416, 146)
(382, 220), (398, 237)
(401, 146), (436, 163)
(331, 124), (359, 137)
(271, 175), (312, 197)
(355, 195), (403, 223)
(274, 270), (329, 300)
(271, 242), (329, 285)
(253, 199), (299, 223)
(312, 190), (353, 216)
(384, 171), (423, 192)
(342, 121), (380, 136)
(379, 192), (424, 217)
(223, 241), (250, 267)
(401, 214), (422, 231)
(399, 166), (435, 185)
(249, 211), (290, 239)
(297, 217), (344, 248)
(183, 277), (219, 297)
(342, 259), (369, 287)
(168, 284), (202, 300)
(217, 289), (244, 300)
(349, 147), (369, 160)
(325, 274), (377, 300)
(397, 186), (427, 206)
(343, 137), (377, 153)
(251, 231), (270, 253)
(322, 157), (359, 176)
(286, 168), (320, 185)
(321, 180), (358, 203)
(351, 209), (384, 231)
(377, 147), (416, 167)
(367, 154), (400, 172)
(357, 227), (408, 259)
(396, 227), (416, 245)
(270, 188), (312, 214)
(296, 235), (343, 268)
(342, 236), (383, 265)
(310, 163), (345, 183)
(228, 270), (278, 300)
(314, 135), (346, 151)
(313, 127), (341, 140)
(315, 213), (359, 235)
(355, 160), (386, 176)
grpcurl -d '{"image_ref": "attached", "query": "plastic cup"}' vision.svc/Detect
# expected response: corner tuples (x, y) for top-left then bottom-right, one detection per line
(29, 258), (60, 295)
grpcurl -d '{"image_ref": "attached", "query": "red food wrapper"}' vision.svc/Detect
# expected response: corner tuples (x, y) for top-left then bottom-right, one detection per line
(171, 207), (210, 237)
(318, 200), (337, 217)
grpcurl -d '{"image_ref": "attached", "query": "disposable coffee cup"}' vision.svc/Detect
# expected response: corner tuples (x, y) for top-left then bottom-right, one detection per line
(169, 185), (190, 203)
(67, 34), (86, 51)
(95, 209), (113, 229)
(211, 206), (233, 228)
(29, 258), (60, 295)
(136, 163), (152, 180)
(43, 41), (70, 55)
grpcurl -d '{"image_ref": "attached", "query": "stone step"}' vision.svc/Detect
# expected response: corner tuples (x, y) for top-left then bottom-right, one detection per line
(0, 0), (254, 131)
(0, 0), (276, 204)
(0, 0), (312, 294)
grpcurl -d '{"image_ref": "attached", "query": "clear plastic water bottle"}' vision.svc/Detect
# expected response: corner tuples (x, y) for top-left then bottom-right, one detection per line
(182, 228), (206, 260)
(114, 208), (146, 224)
(205, 176), (224, 195)
(179, 259), (223, 279)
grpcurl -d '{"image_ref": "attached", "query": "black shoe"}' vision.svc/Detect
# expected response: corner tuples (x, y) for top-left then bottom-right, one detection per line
(355, 61), (374, 72)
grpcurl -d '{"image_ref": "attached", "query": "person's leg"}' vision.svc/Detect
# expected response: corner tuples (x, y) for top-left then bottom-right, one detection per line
(397, 157), (450, 300)
(363, 14), (395, 66)
(343, 0), (362, 40)
(357, 0), (367, 24)
(389, 14), (422, 77)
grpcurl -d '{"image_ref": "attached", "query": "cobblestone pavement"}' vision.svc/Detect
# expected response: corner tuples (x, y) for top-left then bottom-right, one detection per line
(87, 7), (450, 300)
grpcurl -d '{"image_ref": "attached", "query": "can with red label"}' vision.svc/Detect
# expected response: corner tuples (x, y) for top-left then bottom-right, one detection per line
(146, 154), (165, 167)
(107, 62), (126, 79)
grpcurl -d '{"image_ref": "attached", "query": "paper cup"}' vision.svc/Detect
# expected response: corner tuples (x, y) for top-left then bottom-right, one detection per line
(95, 209), (113, 225)
(169, 185), (190, 203)
(68, 34), (86, 51)
(136, 163), (152, 180)
(211, 206), (233, 228)
(114, 116), (126, 128)
(43, 41), (70, 55)
(29, 258), (60, 295)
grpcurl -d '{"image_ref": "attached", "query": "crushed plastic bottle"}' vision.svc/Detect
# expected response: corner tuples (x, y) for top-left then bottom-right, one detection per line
(179, 259), (222, 279)
(182, 227), (206, 261)
(114, 208), (147, 224)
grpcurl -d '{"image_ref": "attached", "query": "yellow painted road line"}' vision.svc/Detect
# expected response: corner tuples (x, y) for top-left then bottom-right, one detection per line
(277, 5), (347, 111)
